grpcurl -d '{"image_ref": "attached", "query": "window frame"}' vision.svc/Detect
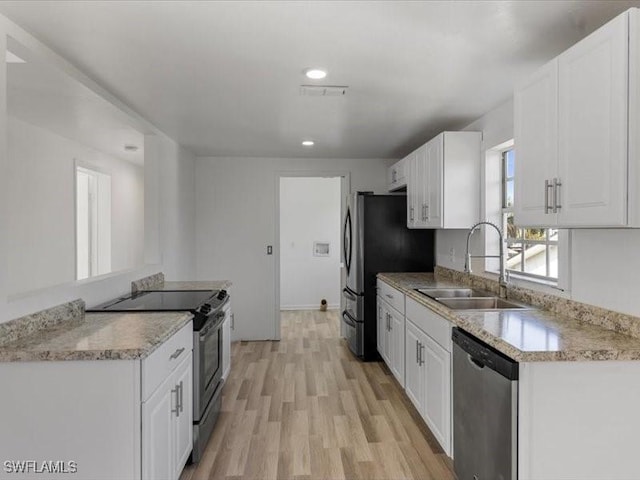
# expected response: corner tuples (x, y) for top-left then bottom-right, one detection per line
(499, 147), (562, 287)
(75, 161), (112, 281)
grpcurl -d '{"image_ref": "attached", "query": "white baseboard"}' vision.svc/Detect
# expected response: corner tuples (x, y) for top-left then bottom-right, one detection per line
(280, 303), (339, 311)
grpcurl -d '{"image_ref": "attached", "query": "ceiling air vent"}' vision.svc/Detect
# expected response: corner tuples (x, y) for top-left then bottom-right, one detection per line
(299, 85), (348, 97)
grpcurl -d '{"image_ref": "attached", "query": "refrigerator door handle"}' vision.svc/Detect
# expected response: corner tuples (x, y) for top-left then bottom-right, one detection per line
(342, 288), (357, 302)
(343, 208), (352, 275)
(341, 310), (357, 328)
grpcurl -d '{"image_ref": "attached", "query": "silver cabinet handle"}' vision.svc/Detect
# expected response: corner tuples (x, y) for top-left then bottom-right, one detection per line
(553, 177), (562, 213)
(409, 206), (414, 222)
(416, 339), (420, 364)
(388, 314), (392, 331)
(425, 204), (429, 221)
(385, 294), (393, 299)
(419, 343), (425, 366)
(392, 169), (397, 183)
(545, 179), (552, 214)
(386, 313), (390, 331)
(169, 347), (185, 360)
(171, 385), (180, 417)
(230, 313), (235, 330)
(179, 380), (184, 413)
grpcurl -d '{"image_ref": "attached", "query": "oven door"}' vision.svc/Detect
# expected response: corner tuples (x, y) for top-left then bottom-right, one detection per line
(194, 312), (224, 420)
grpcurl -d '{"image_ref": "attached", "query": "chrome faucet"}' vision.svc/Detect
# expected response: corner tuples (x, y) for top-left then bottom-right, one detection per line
(464, 221), (509, 298)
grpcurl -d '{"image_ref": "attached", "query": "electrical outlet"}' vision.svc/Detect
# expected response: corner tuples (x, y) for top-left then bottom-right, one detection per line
(449, 247), (455, 263)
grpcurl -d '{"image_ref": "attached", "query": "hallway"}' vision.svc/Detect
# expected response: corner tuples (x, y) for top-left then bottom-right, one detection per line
(181, 310), (455, 480)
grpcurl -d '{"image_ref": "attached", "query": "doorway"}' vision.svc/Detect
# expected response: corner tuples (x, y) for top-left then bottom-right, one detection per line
(276, 174), (347, 338)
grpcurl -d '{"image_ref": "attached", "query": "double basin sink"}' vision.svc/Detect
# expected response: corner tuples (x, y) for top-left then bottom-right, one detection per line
(415, 288), (534, 311)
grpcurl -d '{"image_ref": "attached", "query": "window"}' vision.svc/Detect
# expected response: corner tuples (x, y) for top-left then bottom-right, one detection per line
(501, 148), (559, 283)
(76, 165), (111, 280)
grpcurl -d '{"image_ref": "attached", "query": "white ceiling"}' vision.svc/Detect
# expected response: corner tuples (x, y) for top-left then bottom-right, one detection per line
(0, 0), (638, 159)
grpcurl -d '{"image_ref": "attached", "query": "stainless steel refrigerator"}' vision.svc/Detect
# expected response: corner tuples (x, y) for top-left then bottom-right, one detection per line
(342, 192), (435, 360)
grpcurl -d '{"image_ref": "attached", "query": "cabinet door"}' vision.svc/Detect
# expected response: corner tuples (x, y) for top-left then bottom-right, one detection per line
(404, 321), (425, 414)
(377, 296), (385, 357)
(378, 300), (390, 364)
(425, 135), (443, 228)
(414, 145), (428, 228)
(142, 378), (174, 480)
(174, 353), (193, 479)
(388, 307), (405, 388)
(423, 334), (452, 456)
(558, 12), (628, 227)
(514, 58), (559, 227)
(387, 164), (396, 191)
(406, 152), (418, 227)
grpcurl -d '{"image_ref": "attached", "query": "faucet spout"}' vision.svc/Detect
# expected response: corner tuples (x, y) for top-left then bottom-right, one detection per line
(463, 221), (508, 297)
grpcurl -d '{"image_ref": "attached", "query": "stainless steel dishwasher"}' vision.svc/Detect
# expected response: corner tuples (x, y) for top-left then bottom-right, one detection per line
(452, 327), (518, 480)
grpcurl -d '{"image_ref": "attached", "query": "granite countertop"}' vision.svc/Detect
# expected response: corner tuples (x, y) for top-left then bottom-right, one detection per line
(0, 311), (192, 362)
(378, 272), (640, 362)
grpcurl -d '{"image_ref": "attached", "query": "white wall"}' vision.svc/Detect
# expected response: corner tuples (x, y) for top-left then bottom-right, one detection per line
(279, 177), (341, 310)
(195, 156), (392, 340)
(436, 98), (640, 317)
(0, 14), (197, 323)
(6, 116), (145, 295)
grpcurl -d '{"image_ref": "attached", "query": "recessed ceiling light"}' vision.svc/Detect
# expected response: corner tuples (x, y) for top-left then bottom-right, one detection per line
(305, 68), (327, 80)
(302, 140), (315, 147)
(124, 144), (139, 152)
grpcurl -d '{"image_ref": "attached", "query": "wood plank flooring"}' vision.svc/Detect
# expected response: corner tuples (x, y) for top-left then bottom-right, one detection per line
(180, 310), (456, 480)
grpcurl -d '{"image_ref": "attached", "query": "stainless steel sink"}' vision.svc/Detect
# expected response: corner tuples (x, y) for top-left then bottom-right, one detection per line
(415, 288), (494, 299)
(436, 297), (532, 311)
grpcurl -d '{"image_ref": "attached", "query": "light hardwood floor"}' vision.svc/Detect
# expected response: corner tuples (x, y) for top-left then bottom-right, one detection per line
(180, 310), (456, 480)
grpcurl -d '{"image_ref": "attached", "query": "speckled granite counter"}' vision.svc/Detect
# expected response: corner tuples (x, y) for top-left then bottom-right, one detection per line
(0, 310), (192, 362)
(131, 272), (232, 293)
(378, 272), (640, 362)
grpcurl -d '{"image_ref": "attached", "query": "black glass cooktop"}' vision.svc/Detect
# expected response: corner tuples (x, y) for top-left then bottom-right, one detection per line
(89, 290), (218, 312)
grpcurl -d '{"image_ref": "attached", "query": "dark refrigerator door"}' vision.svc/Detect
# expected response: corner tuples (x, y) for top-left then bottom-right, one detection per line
(361, 194), (435, 360)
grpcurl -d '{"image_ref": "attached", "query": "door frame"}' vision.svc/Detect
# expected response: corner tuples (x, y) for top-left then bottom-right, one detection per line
(274, 170), (351, 340)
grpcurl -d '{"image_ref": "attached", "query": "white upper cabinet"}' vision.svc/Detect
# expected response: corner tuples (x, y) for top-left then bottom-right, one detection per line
(515, 9), (637, 228)
(514, 59), (559, 226)
(387, 156), (408, 191)
(406, 131), (481, 229)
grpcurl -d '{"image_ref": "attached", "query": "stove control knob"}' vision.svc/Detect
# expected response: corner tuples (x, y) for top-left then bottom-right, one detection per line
(217, 290), (227, 300)
(200, 303), (211, 314)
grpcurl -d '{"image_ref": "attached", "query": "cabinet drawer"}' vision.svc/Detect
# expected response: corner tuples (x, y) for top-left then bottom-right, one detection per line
(377, 280), (405, 315)
(405, 297), (451, 352)
(142, 321), (193, 401)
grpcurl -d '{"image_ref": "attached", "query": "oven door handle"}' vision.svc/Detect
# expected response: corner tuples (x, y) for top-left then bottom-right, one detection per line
(199, 312), (225, 338)
(342, 288), (357, 302)
(342, 310), (358, 328)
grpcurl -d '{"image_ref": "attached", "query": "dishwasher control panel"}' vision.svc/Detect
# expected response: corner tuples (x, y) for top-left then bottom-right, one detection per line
(452, 327), (519, 380)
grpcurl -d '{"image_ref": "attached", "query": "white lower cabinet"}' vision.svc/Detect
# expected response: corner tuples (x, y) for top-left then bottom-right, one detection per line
(0, 322), (193, 480)
(142, 351), (193, 480)
(405, 320), (426, 413)
(388, 304), (405, 386)
(405, 298), (452, 457)
(422, 332), (451, 452)
(377, 295), (405, 387)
